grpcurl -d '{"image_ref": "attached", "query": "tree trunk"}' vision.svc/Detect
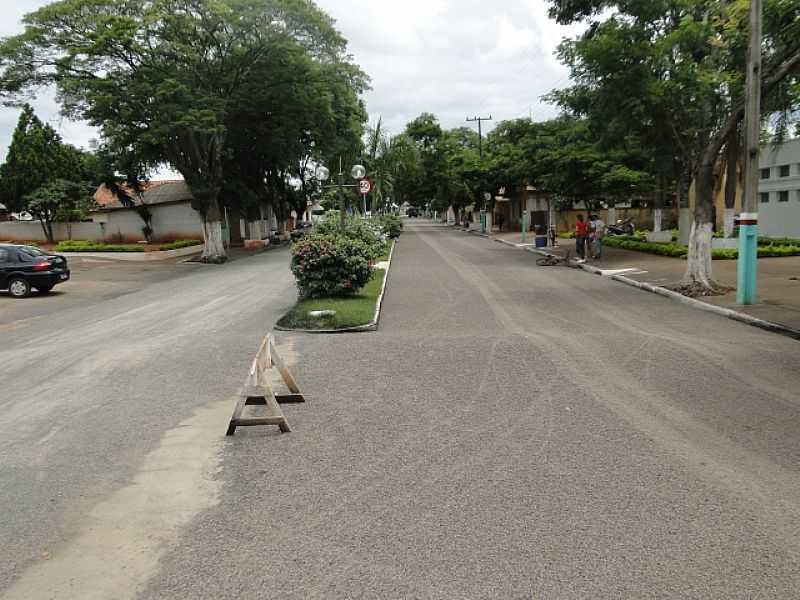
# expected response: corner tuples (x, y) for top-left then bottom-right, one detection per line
(38, 216), (53, 244)
(683, 161), (717, 288)
(723, 130), (740, 238)
(201, 202), (227, 263)
(654, 174), (665, 232)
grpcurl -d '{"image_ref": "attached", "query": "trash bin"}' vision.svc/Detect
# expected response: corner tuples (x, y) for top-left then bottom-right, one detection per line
(535, 235), (547, 248)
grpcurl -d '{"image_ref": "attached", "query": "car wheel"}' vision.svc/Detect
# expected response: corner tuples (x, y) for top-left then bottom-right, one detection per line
(37, 284), (54, 294)
(8, 278), (31, 298)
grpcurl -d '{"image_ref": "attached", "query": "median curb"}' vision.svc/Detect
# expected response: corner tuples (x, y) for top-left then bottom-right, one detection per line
(274, 239), (397, 335)
(490, 233), (800, 342)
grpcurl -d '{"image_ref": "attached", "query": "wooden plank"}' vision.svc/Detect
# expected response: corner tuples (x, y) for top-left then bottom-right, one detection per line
(275, 393), (305, 404)
(227, 334), (300, 436)
(226, 396), (248, 436)
(231, 417), (288, 427)
(269, 338), (302, 394)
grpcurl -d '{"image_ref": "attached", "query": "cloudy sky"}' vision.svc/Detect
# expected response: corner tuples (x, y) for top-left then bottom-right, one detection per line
(0, 0), (583, 166)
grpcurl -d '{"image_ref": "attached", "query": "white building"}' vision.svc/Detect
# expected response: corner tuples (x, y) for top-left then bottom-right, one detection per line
(759, 138), (800, 238)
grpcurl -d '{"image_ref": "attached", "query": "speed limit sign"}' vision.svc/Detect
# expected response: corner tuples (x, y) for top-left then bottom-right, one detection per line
(359, 179), (372, 195)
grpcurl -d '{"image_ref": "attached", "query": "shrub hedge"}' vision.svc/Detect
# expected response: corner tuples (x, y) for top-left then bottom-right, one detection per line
(375, 214), (403, 239)
(159, 239), (203, 251)
(290, 234), (373, 298)
(55, 240), (144, 252)
(603, 235), (800, 260)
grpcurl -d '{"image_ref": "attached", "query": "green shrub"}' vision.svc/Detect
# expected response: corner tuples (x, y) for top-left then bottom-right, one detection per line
(314, 213), (387, 260)
(374, 214), (403, 239)
(290, 234), (373, 298)
(55, 240), (144, 252)
(712, 248), (738, 260)
(604, 236), (688, 258)
(558, 231), (575, 239)
(759, 236), (800, 247)
(159, 239), (203, 251)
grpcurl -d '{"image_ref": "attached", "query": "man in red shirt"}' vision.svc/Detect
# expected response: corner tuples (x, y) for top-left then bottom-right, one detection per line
(575, 214), (589, 260)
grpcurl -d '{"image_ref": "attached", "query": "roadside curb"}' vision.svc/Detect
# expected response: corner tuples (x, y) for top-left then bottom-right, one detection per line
(611, 274), (800, 341)
(274, 239), (397, 335)
(490, 232), (800, 341)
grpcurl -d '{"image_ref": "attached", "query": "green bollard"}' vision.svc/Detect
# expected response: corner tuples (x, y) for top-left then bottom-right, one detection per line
(736, 215), (758, 305)
(521, 211), (528, 244)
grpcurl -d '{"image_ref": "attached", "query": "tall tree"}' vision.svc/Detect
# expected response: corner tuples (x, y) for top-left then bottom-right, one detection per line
(548, 0), (800, 290)
(1, 0), (365, 262)
(0, 105), (79, 212)
(0, 104), (93, 241)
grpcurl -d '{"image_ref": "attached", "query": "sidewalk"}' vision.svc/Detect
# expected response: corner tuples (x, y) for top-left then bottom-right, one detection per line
(492, 230), (800, 332)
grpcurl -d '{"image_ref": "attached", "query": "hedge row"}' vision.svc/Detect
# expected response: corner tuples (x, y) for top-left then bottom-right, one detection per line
(159, 239), (203, 251)
(603, 235), (800, 260)
(290, 213), (399, 299)
(55, 240), (144, 252)
(603, 237), (688, 258)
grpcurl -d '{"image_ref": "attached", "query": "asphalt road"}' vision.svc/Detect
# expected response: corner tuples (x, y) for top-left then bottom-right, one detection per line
(4, 223), (800, 599)
(0, 255), (203, 327)
(0, 248), (297, 598)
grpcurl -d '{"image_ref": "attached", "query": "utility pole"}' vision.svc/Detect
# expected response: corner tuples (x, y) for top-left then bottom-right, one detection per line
(467, 115), (493, 233)
(737, 0), (762, 305)
(467, 115), (492, 159)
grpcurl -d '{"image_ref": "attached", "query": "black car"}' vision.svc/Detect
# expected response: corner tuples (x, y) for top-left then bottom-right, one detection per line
(0, 244), (70, 298)
(406, 207), (420, 218)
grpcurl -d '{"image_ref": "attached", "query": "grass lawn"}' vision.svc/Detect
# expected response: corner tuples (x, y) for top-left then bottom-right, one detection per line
(277, 268), (386, 330)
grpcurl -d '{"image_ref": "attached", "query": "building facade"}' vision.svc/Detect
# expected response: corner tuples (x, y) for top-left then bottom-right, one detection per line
(758, 138), (800, 238)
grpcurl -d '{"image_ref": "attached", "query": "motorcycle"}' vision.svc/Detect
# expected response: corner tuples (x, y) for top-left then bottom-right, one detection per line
(606, 217), (635, 236)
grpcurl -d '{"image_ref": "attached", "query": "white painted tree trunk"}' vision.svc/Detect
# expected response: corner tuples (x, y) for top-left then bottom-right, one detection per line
(683, 221), (715, 288)
(723, 208), (735, 238)
(201, 220), (227, 263)
(248, 220), (262, 241)
(608, 207), (617, 226)
(653, 208), (663, 233)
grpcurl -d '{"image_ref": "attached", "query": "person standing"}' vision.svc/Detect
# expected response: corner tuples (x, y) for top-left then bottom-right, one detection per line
(575, 214), (589, 261)
(590, 214), (606, 259)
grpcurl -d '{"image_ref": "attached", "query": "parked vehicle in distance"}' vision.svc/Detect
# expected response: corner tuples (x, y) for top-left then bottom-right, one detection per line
(406, 207), (420, 218)
(290, 221), (314, 241)
(0, 244), (70, 298)
(606, 217), (635, 236)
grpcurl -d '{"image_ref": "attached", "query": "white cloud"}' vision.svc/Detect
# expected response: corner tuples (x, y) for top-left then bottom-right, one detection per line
(0, 0), (582, 164)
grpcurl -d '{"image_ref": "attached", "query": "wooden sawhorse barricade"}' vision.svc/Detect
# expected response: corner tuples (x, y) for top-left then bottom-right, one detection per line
(226, 335), (305, 435)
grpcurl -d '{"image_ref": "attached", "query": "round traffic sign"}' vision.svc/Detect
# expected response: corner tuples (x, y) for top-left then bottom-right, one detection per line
(359, 179), (372, 195)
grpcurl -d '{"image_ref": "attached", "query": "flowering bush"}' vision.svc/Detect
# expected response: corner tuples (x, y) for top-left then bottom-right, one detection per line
(374, 214), (402, 239)
(291, 234), (373, 298)
(315, 213), (388, 260)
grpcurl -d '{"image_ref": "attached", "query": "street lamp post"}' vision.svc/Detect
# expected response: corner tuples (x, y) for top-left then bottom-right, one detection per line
(317, 158), (366, 233)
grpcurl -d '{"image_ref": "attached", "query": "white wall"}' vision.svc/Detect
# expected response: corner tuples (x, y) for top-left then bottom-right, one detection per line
(760, 199), (800, 238)
(149, 203), (204, 240)
(0, 221), (106, 243)
(0, 202), (204, 243)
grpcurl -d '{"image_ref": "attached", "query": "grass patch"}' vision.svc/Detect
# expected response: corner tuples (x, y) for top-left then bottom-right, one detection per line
(278, 269), (386, 330)
(55, 240), (145, 252)
(159, 239), (203, 251)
